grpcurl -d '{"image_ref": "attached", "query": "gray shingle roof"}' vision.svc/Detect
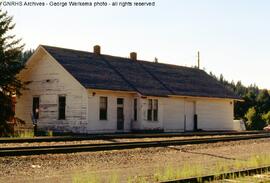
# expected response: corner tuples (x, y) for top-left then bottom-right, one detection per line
(42, 45), (240, 99)
(43, 45), (133, 92)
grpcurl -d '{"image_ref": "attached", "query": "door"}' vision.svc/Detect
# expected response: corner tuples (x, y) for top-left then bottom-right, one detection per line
(185, 101), (195, 131)
(117, 98), (124, 130)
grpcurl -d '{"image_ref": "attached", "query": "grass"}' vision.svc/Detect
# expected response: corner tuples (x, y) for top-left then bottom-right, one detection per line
(46, 130), (53, 137)
(72, 171), (120, 183)
(14, 130), (34, 138)
(6, 129), (54, 138)
(153, 153), (270, 182)
(71, 153), (270, 183)
(72, 173), (100, 183)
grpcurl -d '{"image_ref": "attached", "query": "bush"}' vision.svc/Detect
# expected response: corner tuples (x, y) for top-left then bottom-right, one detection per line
(245, 107), (266, 130)
(245, 107), (256, 122)
(262, 111), (270, 125)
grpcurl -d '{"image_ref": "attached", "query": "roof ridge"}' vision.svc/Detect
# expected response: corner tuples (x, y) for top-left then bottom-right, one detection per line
(41, 45), (91, 54)
(100, 55), (142, 95)
(41, 45), (199, 71)
(105, 54), (200, 71)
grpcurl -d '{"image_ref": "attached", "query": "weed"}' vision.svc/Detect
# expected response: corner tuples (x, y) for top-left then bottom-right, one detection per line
(15, 130), (34, 138)
(72, 172), (100, 183)
(46, 130), (53, 137)
(70, 153), (270, 182)
(153, 153), (270, 182)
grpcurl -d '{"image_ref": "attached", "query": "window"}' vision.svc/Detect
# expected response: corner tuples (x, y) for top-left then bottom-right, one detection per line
(32, 97), (39, 119)
(99, 97), (107, 120)
(117, 98), (123, 105)
(58, 96), (66, 120)
(134, 99), (137, 121)
(147, 99), (158, 121)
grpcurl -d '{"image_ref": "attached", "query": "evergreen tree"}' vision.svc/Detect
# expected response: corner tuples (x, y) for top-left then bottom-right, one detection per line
(256, 89), (270, 114)
(0, 9), (24, 136)
(20, 49), (34, 64)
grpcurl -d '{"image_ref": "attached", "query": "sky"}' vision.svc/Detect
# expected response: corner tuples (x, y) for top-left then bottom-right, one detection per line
(2, 0), (270, 89)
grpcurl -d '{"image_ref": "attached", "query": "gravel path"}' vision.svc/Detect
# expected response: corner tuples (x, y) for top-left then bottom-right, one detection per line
(1, 138), (270, 183)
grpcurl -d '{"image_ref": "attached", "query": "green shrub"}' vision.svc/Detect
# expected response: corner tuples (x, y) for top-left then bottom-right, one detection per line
(245, 107), (266, 130)
(262, 111), (270, 125)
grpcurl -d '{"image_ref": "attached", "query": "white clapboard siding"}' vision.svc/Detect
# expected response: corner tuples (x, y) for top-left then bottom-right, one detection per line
(87, 90), (134, 133)
(162, 97), (234, 132)
(138, 97), (164, 130)
(15, 48), (88, 133)
(16, 46), (235, 134)
(197, 99), (234, 130)
(163, 98), (185, 132)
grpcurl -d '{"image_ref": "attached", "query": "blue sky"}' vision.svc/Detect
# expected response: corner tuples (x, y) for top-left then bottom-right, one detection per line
(2, 0), (270, 89)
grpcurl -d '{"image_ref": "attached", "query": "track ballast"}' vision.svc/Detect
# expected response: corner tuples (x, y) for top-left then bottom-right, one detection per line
(0, 133), (269, 157)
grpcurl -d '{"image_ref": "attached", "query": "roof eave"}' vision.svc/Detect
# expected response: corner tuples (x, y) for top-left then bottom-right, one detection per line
(168, 94), (243, 101)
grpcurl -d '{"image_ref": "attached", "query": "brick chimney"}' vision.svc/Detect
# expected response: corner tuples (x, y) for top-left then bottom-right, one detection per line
(130, 52), (137, 61)
(93, 45), (101, 55)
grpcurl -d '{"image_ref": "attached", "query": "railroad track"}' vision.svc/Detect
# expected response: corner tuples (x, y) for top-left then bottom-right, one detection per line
(0, 131), (267, 143)
(0, 133), (269, 157)
(161, 165), (270, 183)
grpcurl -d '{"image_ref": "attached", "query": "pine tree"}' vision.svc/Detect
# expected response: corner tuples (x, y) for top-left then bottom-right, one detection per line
(0, 9), (24, 136)
(20, 49), (34, 64)
(256, 89), (270, 114)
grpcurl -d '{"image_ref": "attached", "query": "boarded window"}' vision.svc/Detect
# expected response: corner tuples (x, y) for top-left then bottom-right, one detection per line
(58, 96), (66, 120)
(100, 97), (108, 120)
(134, 99), (137, 121)
(153, 99), (158, 121)
(32, 97), (39, 119)
(147, 99), (152, 121)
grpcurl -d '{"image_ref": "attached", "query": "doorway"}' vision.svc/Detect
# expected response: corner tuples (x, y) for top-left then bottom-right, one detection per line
(184, 101), (195, 131)
(117, 98), (124, 130)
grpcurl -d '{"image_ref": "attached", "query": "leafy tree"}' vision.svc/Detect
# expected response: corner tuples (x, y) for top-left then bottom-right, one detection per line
(235, 91), (257, 119)
(245, 107), (257, 123)
(0, 9), (24, 136)
(245, 107), (266, 130)
(262, 111), (270, 125)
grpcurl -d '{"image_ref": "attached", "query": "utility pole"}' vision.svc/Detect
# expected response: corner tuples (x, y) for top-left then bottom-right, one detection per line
(197, 51), (200, 69)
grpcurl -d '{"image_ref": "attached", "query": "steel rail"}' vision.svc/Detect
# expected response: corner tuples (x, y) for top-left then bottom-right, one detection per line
(0, 131), (267, 143)
(161, 165), (270, 183)
(0, 133), (269, 157)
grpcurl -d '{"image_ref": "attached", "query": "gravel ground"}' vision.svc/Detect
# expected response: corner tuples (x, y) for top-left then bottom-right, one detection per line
(1, 138), (270, 183)
(0, 134), (260, 148)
